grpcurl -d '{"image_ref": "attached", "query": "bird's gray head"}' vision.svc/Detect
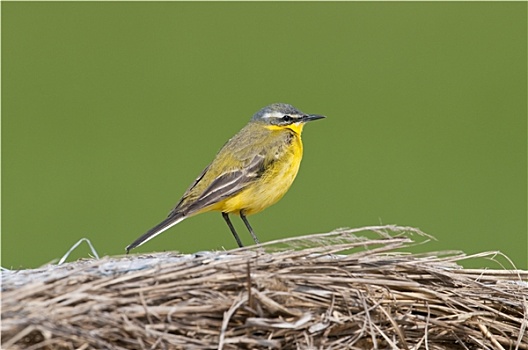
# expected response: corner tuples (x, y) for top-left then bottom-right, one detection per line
(251, 103), (326, 126)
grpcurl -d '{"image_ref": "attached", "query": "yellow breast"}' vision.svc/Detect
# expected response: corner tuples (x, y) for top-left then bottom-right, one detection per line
(220, 127), (304, 216)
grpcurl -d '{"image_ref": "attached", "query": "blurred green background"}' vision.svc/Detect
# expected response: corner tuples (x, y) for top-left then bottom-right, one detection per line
(3, 2), (526, 269)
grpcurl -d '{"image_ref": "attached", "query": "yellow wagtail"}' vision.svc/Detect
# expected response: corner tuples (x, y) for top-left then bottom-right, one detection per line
(125, 103), (325, 253)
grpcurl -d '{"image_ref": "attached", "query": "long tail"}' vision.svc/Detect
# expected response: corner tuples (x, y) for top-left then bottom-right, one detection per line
(125, 212), (186, 253)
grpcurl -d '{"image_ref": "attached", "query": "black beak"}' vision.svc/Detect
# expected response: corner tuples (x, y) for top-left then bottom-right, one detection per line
(302, 114), (326, 122)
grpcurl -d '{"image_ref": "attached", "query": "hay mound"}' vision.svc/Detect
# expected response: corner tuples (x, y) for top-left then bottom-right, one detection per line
(2, 225), (527, 349)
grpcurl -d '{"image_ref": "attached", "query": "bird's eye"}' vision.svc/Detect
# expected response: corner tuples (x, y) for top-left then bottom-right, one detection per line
(282, 115), (293, 122)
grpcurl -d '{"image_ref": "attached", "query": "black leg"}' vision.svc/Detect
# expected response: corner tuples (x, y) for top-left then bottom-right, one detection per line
(222, 212), (244, 247)
(240, 210), (260, 245)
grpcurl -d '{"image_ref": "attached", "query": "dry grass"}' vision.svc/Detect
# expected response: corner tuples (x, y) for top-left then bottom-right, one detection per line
(2, 225), (527, 349)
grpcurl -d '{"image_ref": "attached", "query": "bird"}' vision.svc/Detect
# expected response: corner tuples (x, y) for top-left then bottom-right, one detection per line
(125, 103), (325, 253)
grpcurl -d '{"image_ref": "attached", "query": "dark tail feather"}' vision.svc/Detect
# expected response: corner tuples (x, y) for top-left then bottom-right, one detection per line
(126, 212), (186, 253)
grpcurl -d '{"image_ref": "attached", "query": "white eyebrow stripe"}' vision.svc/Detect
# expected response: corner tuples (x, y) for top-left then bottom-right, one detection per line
(262, 111), (304, 120)
(261, 111), (286, 119)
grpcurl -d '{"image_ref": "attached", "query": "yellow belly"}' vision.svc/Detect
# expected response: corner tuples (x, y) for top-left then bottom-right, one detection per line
(215, 136), (303, 216)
